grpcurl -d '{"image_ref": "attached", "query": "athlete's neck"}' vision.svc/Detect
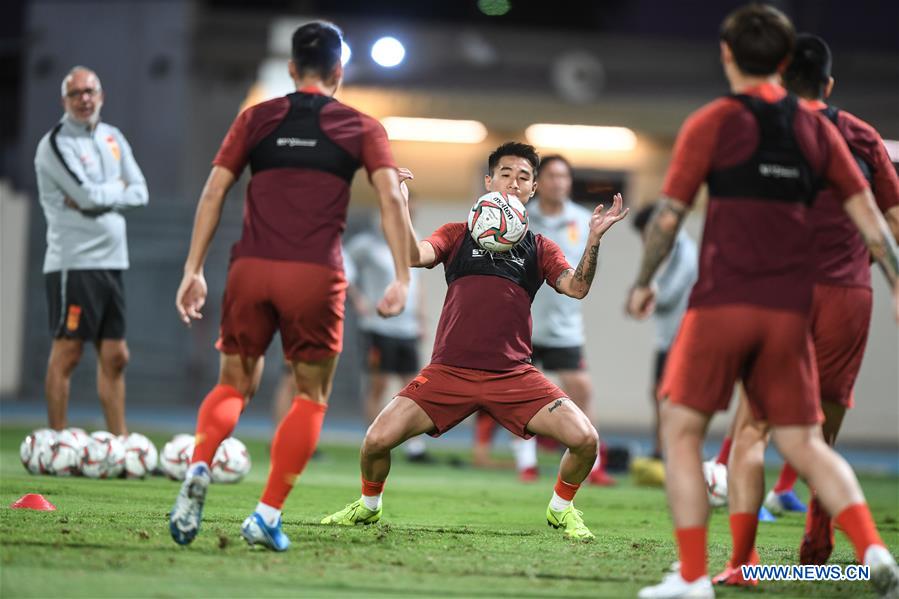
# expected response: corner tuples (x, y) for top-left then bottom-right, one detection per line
(729, 73), (781, 95)
(537, 196), (566, 216)
(293, 77), (338, 97)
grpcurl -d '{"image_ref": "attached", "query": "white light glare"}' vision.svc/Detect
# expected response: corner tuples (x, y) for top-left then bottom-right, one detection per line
(371, 37), (405, 68)
(341, 41), (352, 66)
(884, 139), (899, 163)
(525, 124), (637, 151)
(382, 117), (488, 144)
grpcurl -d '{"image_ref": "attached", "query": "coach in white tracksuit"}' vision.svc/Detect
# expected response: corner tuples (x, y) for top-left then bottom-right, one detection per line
(33, 66), (148, 435)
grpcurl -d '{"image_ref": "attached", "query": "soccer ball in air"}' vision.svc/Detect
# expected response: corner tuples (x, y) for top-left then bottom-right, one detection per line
(211, 437), (251, 484)
(702, 459), (728, 508)
(467, 192), (528, 252)
(44, 429), (83, 476)
(20, 429), (57, 475)
(122, 433), (159, 479)
(81, 432), (126, 479)
(160, 434), (194, 481)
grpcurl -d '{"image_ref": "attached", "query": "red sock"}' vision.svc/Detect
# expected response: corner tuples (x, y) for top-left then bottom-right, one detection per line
(191, 384), (244, 465)
(716, 436), (733, 465)
(729, 512), (759, 565)
(554, 475), (580, 501)
(475, 412), (497, 446)
(362, 476), (385, 497)
(676, 526), (708, 582)
(835, 503), (884, 563)
(259, 397), (327, 509)
(773, 463), (799, 493)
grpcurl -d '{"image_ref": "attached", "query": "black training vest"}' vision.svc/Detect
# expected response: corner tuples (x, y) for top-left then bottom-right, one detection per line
(706, 94), (820, 205)
(445, 231), (543, 302)
(248, 92), (360, 182)
(821, 105), (874, 187)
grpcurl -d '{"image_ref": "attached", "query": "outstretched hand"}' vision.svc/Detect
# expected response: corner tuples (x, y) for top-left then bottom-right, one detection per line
(589, 193), (629, 238)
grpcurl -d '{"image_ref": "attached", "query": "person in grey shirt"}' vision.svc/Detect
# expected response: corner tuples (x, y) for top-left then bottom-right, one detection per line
(632, 203), (697, 460)
(33, 66), (148, 435)
(345, 212), (430, 462)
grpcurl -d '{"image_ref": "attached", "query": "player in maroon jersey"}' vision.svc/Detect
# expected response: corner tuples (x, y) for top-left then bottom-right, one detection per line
(322, 142), (628, 539)
(720, 33), (899, 578)
(169, 22), (412, 551)
(628, 5), (899, 598)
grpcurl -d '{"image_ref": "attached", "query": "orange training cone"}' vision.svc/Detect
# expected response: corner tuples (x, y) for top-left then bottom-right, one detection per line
(10, 494), (57, 511)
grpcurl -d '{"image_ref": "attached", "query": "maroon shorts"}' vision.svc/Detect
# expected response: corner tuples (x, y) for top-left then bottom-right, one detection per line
(399, 363), (566, 439)
(216, 257), (346, 362)
(660, 305), (822, 426)
(810, 284), (872, 408)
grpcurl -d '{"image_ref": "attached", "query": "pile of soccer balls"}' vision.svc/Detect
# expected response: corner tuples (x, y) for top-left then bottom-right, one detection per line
(19, 429), (250, 483)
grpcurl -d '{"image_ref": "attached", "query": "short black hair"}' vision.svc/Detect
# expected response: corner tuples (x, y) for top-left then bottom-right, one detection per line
(487, 142), (540, 176)
(632, 203), (656, 233)
(537, 154), (572, 178)
(719, 3), (795, 76)
(292, 22), (343, 79)
(783, 33), (832, 100)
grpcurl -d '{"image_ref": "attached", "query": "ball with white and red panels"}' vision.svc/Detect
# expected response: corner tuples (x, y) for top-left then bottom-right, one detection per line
(20, 428), (57, 475)
(211, 437), (251, 484)
(467, 192), (529, 253)
(702, 459), (728, 508)
(122, 433), (159, 479)
(44, 429), (84, 476)
(160, 434), (194, 481)
(81, 431), (126, 479)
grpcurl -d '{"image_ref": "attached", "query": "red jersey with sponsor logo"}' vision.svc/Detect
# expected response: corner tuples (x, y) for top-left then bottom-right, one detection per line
(425, 222), (571, 371)
(802, 100), (899, 288)
(662, 83), (869, 313)
(213, 88), (395, 270)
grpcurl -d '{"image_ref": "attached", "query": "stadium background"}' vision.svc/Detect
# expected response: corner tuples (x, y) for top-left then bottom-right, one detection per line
(1, 0), (897, 446)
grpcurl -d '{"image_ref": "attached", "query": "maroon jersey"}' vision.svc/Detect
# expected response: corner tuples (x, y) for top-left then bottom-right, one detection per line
(425, 222), (571, 371)
(213, 87), (395, 270)
(803, 100), (899, 288)
(662, 82), (869, 313)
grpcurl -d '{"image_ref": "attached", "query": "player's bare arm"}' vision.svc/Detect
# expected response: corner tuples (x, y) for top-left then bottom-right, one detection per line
(626, 197), (688, 319)
(175, 165), (236, 325)
(395, 167), (438, 268)
(556, 193), (629, 299)
(884, 205), (899, 244)
(371, 167), (412, 318)
(843, 190), (899, 318)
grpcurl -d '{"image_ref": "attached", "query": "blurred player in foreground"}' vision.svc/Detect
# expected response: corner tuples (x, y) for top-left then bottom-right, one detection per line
(322, 143), (628, 539)
(169, 22), (411, 551)
(720, 32), (899, 580)
(628, 5), (899, 598)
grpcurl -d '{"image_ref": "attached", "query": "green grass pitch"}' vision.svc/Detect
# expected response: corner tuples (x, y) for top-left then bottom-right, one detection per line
(1, 425), (896, 597)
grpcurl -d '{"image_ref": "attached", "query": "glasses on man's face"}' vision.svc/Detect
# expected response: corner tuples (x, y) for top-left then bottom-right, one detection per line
(65, 88), (100, 99)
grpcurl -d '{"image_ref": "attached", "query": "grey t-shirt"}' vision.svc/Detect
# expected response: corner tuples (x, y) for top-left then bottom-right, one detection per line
(528, 199), (593, 348)
(653, 230), (698, 350)
(345, 229), (420, 339)
(34, 114), (148, 273)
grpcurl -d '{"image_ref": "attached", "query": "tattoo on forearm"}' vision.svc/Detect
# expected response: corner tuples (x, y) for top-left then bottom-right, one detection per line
(574, 243), (600, 289)
(636, 199), (687, 287)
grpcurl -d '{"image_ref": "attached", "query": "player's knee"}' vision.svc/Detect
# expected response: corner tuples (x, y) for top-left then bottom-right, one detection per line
(104, 347), (130, 373)
(362, 427), (397, 456)
(51, 342), (84, 373)
(569, 425), (599, 458)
